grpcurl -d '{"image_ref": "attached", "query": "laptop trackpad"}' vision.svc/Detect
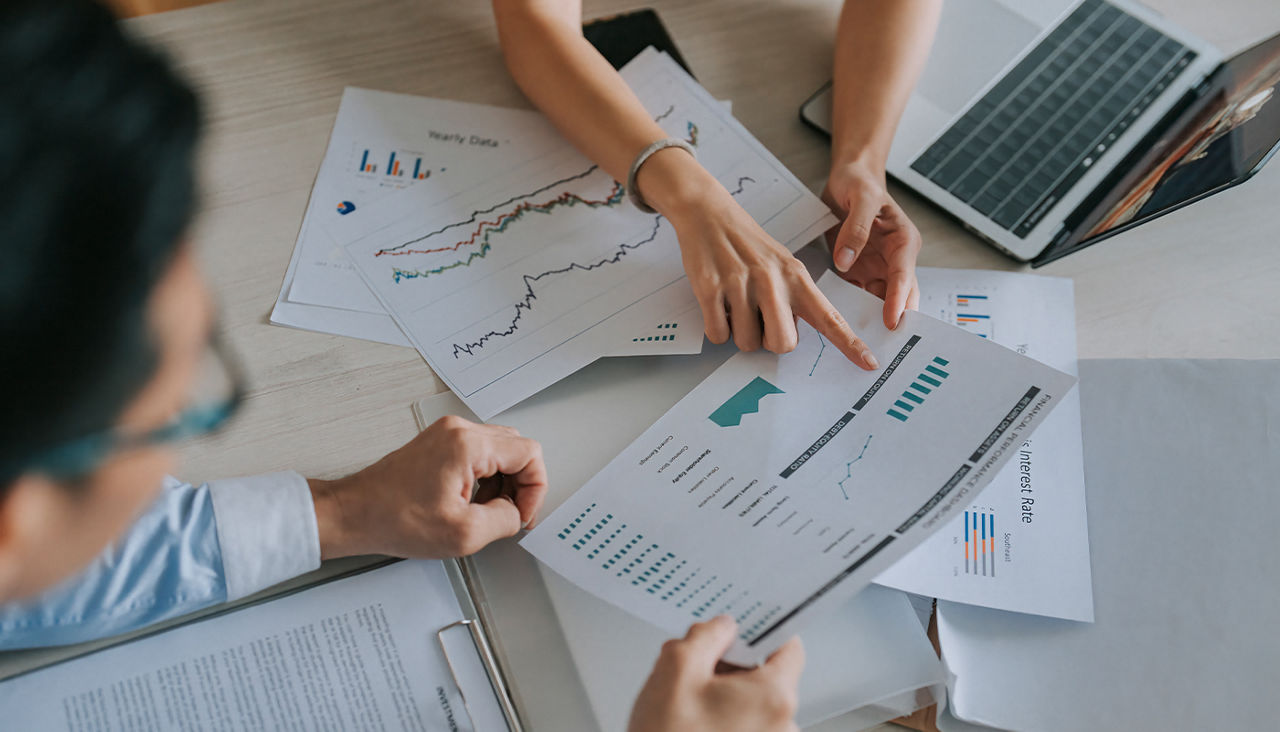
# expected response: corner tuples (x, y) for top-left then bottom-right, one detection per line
(916, 0), (1042, 114)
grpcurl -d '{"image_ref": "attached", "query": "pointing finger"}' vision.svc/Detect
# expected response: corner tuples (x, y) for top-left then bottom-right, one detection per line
(795, 283), (878, 370)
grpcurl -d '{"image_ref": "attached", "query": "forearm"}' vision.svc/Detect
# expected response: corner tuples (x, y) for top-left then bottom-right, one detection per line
(493, 0), (665, 180)
(0, 472), (321, 650)
(831, 0), (941, 175)
(0, 479), (226, 649)
(492, 0), (717, 217)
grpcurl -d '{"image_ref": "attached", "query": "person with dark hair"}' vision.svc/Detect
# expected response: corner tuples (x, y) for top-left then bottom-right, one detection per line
(0, 0), (547, 646)
(0, 2), (806, 728)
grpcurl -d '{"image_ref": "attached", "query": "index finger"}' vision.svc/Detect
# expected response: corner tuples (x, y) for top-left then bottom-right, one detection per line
(794, 282), (879, 371)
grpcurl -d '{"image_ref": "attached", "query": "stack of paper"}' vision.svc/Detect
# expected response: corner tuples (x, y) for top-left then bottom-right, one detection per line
(521, 273), (1077, 666)
(875, 268), (1094, 622)
(274, 49), (835, 418)
(0, 562), (511, 731)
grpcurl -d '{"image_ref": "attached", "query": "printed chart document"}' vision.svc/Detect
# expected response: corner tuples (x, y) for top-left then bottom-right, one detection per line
(0, 561), (510, 732)
(330, 49), (835, 419)
(875, 268), (1094, 621)
(521, 273), (1076, 665)
(412, 330), (948, 730)
(271, 88), (554, 346)
(268, 87), (706, 354)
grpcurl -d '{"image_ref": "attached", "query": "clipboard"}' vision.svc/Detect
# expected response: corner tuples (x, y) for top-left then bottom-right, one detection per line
(408, 397), (530, 732)
(0, 554), (528, 731)
(437, 557), (526, 732)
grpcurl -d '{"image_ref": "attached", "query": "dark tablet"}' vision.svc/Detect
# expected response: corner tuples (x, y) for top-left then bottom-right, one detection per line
(584, 8), (693, 77)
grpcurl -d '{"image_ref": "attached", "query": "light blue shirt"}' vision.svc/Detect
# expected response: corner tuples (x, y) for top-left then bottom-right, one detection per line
(0, 471), (320, 650)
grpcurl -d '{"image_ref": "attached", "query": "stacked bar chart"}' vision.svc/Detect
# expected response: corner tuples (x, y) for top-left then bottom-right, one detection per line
(964, 509), (996, 577)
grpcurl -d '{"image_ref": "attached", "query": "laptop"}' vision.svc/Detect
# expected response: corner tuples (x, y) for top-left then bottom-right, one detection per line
(800, 0), (1280, 266)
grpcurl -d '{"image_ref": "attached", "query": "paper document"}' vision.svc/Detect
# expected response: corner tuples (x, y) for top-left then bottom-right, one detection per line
(0, 561), (510, 732)
(266, 88), (705, 353)
(875, 268), (1094, 621)
(330, 49), (834, 418)
(270, 88), (559, 347)
(937, 359), (1280, 732)
(286, 91), (559, 315)
(415, 366), (947, 731)
(270, 87), (726, 355)
(521, 272), (1075, 665)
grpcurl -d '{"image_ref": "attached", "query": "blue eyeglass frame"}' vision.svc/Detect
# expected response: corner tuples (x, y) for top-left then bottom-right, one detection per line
(8, 334), (246, 481)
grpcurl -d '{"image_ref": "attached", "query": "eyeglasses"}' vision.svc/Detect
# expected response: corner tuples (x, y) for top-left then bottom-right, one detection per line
(11, 333), (246, 481)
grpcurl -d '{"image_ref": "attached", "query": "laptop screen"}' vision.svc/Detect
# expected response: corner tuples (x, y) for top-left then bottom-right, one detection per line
(1064, 31), (1280, 249)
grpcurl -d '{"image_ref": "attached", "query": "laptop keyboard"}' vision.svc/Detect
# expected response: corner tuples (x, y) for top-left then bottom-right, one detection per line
(909, 0), (1197, 238)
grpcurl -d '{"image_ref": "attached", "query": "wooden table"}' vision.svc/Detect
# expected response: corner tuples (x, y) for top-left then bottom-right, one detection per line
(111, 0), (1280, 728)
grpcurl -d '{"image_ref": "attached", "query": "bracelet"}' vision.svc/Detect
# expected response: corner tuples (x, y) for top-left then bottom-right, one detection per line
(626, 137), (697, 214)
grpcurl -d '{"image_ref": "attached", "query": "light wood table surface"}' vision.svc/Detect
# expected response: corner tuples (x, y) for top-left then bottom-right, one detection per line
(75, 0), (1280, 728)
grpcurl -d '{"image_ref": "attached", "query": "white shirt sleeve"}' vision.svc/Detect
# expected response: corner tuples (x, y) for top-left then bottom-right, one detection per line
(207, 471), (321, 601)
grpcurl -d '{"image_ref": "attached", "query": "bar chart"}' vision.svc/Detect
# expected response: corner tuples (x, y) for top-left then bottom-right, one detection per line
(954, 293), (993, 339)
(963, 508), (996, 577)
(354, 146), (432, 180)
(887, 356), (951, 422)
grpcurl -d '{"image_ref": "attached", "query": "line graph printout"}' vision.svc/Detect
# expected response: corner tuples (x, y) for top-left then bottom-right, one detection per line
(521, 273), (1076, 665)
(271, 88), (715, 354)
(334, 50), (835, 418)
(286, 88), (562, 315)
(874, 268), (1094, 621)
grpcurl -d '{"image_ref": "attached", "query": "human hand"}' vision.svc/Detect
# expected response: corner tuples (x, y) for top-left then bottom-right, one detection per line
(628, 616), (805, 732)
(822, 160), (922, 330)
(309, 416), (547, 560)
(638, 150), (879, 370)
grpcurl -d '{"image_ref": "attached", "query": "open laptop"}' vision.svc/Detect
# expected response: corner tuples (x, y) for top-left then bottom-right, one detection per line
(801, 0), (1280, 266)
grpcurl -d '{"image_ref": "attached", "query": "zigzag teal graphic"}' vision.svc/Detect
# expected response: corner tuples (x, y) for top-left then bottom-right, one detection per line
(709, 376), (784, 427)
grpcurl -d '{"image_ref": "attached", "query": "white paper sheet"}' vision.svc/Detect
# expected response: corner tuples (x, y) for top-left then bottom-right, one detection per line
(288, 88), (560, 314)
(521, 272), (1075, 665)
(331, 50), (834, 419)
(271, 205), (415, 346)
(269, 87), (725, 356)
(875, 268), (1094, 621)
(412, 328), (946, 731)
(266, 89), (703, 354)
(0, 562), (509, 732)
(937, 359), (1280, 731)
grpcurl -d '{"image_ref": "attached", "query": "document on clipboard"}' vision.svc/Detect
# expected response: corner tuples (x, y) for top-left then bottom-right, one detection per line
(0, 560), (523, 732)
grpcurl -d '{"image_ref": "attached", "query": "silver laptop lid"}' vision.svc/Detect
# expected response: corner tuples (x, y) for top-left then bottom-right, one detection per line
(881, 0), (1223, 260)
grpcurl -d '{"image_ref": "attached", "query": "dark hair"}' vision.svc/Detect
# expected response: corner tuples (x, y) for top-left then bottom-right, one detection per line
(0, 0), (201, 484)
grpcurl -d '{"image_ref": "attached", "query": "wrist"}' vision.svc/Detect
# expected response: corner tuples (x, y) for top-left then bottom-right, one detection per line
(309, 477), (359, 560)
(829, 149), (887, 187)
(633, 147), (724, 223)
